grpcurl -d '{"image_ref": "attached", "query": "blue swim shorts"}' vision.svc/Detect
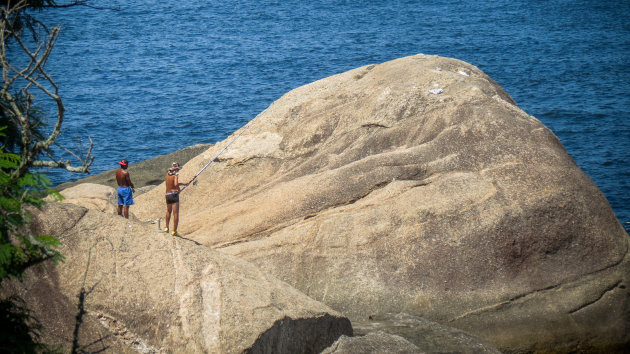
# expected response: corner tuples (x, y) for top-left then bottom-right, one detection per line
(117, 186), (134, 206)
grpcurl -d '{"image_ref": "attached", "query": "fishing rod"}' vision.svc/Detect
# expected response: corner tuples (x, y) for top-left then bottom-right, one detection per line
(180, 116), (259, 192)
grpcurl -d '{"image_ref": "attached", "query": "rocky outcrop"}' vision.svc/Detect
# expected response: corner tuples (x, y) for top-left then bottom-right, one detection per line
(351, 313), (502, 354)
(1, 263), (134, 353)
(29, 203), (352, 353)
(54, 183), (117, 213)
(131, 54), (630, 352)
(322, 332), (422, 354)
(56, 143), (211, 191)
(324, 313), (504, 354)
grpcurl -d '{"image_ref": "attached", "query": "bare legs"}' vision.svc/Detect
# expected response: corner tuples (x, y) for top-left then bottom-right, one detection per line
(118, 205), (130, 218)
(165, 202), (180, 235)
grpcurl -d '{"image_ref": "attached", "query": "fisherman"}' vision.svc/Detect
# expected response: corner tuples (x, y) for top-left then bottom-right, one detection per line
(115, 159), (135, 219)
(164, 162), (190, 236)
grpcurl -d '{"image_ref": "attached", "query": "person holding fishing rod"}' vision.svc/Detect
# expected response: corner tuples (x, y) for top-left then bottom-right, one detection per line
(164, 162), (191, 237)
(165, 116), (260, 236)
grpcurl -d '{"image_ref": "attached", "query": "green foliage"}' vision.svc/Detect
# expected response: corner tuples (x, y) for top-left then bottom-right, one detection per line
(1, 0), (57, 37)
(0, 137), (62, 282)
(1, 1), (93, 350)
(0, 127), (63, 351)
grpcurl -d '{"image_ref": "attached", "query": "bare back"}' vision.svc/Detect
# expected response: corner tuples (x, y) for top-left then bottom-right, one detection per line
(165, 173), (180, 193)
(116, 168), (132, 187)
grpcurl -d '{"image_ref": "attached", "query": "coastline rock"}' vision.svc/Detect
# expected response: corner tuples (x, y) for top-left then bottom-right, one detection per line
(1, 263), (133, 353)
(54, 182), (117, 213)
(131, 54), (630, 352)
(322, 331), (422, 354)
(29, 203), (352, 353)
(351, 313), (501, 354)
(56, 143), (211, 191)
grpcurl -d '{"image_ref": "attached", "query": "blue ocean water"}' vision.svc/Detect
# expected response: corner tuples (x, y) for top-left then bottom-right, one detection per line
(31, 0), (629, 231)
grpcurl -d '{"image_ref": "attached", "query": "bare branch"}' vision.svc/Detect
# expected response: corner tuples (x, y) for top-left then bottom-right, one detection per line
(1, 0), (94, 178)
(56, 136), (90, 162)
(9, 27), (61, 100)
(32, 158), (92, 173)
(45, 1), (118, 11)
(36, 138), (95, 173)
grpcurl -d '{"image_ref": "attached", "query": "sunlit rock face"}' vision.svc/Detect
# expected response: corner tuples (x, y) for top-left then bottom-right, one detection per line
(30, 203), (352, 353)
(134, 54), (630, 352)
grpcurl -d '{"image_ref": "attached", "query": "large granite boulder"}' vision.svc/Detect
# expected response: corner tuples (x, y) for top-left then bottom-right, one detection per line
(28, 203), (352, 353)
(133, 54), (630, 351)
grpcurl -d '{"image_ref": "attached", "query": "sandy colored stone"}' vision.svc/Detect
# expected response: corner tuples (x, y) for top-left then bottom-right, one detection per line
(29, 203), (352, 353)
(351, 313), (502, 354)
(322, 321), (500, 354)
(53, 182), (117, 213)
(130, 54), (630, 351)
(1, 263), (134, 353)
(322, 332), (422, 354)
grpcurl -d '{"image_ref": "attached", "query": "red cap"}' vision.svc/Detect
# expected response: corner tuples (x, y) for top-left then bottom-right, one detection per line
(118, 159), (128, 166)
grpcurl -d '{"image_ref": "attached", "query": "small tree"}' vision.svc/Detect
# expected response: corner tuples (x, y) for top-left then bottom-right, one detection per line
(1, 0), (95, 350)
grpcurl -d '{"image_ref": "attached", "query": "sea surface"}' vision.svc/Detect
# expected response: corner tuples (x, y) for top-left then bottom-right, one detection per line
(29, 0), (629, 231)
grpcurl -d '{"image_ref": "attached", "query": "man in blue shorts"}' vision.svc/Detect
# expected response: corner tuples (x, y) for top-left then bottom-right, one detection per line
(116, 159), (135, 218)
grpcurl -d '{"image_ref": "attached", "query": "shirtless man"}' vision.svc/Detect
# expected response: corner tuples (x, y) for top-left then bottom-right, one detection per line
(164, 162), (189, 236)
(116, 159), (135, 218)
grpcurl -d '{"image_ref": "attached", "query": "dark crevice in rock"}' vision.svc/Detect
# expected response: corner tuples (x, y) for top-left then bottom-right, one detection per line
(448, 283), (564, 323)
(170, 233), (203, 246)
(217, 155), (283, 166)
(213, 238), (252, 250)
(64, 208), (90, 234)
(218, 175), (435, 249)
(361, 123), (390, 129)
(450, 256), (630, 322)
(576, 241), (630, 280)
(344, 181), (391, 206)
(410, 180), (433, 188)
(30, 204), (89, 237)
(339, 167), (431, 207)
(214, 216), (306, 249)
(568, 280), (622, 314)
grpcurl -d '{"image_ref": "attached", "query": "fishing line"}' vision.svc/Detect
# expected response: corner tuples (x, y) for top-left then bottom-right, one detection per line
(180, 115), (261, 192)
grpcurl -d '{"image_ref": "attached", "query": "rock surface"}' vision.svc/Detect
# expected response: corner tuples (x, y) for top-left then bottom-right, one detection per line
(55, 182), (117, 214)
(130, 54), (630, 352)
(351, 313), (501, 354)
(2, 263), (134, 353)
(322, 331), (422, 354)
(29, 203), (352, 353)
(322, 315), (504, 354)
